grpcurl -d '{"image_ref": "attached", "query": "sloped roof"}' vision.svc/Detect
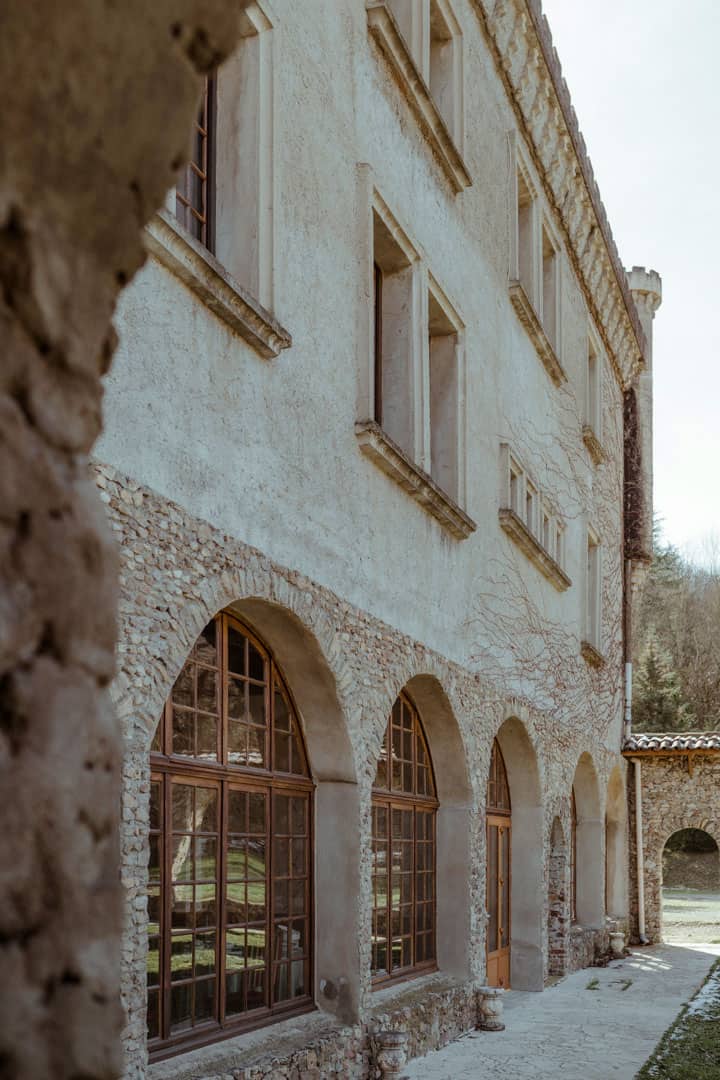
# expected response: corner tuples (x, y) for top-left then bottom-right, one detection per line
(624, 732), (720, 753)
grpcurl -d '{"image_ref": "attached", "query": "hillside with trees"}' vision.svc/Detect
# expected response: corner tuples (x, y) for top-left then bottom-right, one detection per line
(633, 527), (720, 732)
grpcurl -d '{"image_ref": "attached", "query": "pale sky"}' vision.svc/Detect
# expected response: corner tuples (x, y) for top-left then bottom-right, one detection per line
(541, 0), (720, 560)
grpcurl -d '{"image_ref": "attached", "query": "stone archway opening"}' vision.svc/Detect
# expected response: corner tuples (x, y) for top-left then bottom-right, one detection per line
(402, 674), (473, 982)
(493, 716), (543, 991)
(571, 753), (604, 928)
(605, 764), (628, 919)
(547, 816), (568, 977)
(662, 828), (720, 944)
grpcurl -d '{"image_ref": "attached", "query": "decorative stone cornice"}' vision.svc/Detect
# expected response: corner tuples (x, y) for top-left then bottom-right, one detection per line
(355, 420), (477, 539)
(366, 1), (472, 193)
(144, 210), (292, 360)
(470, 0), (647, 388)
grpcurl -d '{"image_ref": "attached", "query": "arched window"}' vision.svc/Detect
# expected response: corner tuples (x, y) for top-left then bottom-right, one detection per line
(148, 612), (313, 1058)
(570, 787), (577, 923)
(371, 692), (437, 983)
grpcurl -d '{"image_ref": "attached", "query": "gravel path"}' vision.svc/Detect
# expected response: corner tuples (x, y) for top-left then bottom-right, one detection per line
(662, 887), (720, 943)
(405, 943), (720, 1079)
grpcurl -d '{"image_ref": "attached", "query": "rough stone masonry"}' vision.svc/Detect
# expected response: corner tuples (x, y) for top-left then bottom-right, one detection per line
(0, 4), (245, 1076)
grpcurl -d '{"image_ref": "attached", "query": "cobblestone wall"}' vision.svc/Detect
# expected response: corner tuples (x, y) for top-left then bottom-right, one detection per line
(98, 462), (623, 1077)
(628, 753), (720, 942)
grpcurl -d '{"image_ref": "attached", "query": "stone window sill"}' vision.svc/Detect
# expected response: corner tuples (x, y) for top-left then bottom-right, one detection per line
(581, 639), (606, 669)
(356, 420), (477, 540)
(370, 970), (462, 1013)
(144, 209), (292, 359)
(498, 508), (571, 591)
(582, 424), (605, 466)
(366, 2), (471, 194)
(508, 280), (567, 386)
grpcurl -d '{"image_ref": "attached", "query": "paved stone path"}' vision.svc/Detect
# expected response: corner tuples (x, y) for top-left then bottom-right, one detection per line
(406, 943), (720, 1079)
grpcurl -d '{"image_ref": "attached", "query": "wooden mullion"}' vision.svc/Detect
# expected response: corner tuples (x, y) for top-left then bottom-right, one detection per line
(161, 775), (172, 1042)
(218, 780), (228, 1026)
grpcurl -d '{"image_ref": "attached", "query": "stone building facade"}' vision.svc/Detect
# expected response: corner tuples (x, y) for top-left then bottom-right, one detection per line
(97, 1), (661, 1076)
(625, 732), (720, 944)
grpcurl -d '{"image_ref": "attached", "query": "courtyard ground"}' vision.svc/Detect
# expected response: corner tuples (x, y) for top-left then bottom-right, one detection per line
(662, 887), (720, 943)
(405, 943), (720, 1079)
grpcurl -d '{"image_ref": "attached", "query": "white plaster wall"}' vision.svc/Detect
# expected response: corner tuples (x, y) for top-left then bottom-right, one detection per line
(99, 0), (625, 748)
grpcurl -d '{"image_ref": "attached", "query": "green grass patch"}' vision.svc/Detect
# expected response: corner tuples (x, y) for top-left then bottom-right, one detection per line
(636, 959), (720, 1079)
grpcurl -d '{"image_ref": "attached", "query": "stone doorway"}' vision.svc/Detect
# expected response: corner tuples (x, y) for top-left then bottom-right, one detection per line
(662, 828), (720, 943)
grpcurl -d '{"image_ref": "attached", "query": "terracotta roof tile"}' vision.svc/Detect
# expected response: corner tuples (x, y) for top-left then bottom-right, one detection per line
(624, 731), (720, 752)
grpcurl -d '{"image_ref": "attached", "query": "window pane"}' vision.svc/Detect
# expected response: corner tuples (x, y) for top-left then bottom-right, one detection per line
(172, 708), (194, 756)
(248, 642), (265, 682)
(197, 668), (217, 714)
(227, 677), (245, 720)
(194, 620), (217, 666)
(172, 664), (193, 708)
(195, 931), (216, 976)
(170, 984), (192, 1032)
(194, 978), (215, 1023)
(171, 933), (193, 981)
(227, 626), (246, 675)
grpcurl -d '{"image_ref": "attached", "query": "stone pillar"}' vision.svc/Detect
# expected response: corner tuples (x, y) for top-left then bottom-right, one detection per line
(0, 4), (242, 1076)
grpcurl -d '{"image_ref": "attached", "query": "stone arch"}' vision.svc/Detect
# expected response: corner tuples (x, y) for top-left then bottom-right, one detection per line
(660, 825), (720, 941)
(572, 752), (603, 927)
(113, 563), (362, 774)
(605, 763), (628, 918)
(494, 714), (544, 990)
(115, 569), (365, 1072)
(402, 673), (473, 981)
(547, 816), (568, 975)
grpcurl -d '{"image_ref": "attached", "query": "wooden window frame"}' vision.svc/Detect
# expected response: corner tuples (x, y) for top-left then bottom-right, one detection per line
(486, 740), (511, 988)
(149, 613), (314, 1061)
(175, 75), (216, 252)
(371, 692), (438, 988)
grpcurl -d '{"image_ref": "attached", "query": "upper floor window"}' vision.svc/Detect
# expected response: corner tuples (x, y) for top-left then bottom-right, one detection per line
(358, 185), (474, 539)
(371, 692), (437, 984)
(367, 2), (469, 191)
(499, 445), (568, 572)
(175, 76), (215, 250)
(585, 527), (601, 649)
(509, 141), (566, 384)
(148, 612), (313, 1059)
(167, 3), (276, 310)
(385, 0), (464, 145)
(583, 330), (605, 464)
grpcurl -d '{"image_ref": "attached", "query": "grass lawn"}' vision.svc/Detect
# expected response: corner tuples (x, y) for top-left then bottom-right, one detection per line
(636, 959), (720, 1079)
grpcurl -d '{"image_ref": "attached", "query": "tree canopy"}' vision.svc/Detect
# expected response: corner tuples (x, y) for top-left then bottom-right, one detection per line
(633, 523), (720, 732)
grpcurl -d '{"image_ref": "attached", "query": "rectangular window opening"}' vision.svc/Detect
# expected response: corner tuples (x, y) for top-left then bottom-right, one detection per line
(372, 209), (414, 457)
(586, 532), (601, 647)
(428, 288), (460, 500)
(541, 225), (558, 348)
(429, 1), (461, 143)
(517, 169), (534, 297)
(586, 337), (600, 436)
(175, 76), (216, 251)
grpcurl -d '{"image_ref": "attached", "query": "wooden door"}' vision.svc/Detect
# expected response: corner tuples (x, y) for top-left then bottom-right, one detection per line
(486, 813), (511, 988)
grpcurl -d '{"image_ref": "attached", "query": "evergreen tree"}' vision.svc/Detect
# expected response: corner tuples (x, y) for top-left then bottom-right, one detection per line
(633, 629), (695, 732)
